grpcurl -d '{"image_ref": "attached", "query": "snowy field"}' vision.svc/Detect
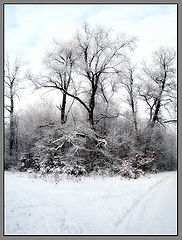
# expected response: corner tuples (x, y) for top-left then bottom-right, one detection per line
(4, 171), (177, 235)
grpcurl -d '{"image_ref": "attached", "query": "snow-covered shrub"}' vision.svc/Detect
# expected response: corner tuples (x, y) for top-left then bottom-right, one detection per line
(116, 159), (144, 179)
(25, 121), (114, 176)
(130, 124), (177, 172)
(133, 152), (157, 172)
(111, 150), (158, 179)
(62, 163), (87, 177)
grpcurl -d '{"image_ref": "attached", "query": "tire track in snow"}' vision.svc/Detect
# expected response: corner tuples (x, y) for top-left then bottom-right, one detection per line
(122, 171), (177, 234)
(114, 172), (176, 228)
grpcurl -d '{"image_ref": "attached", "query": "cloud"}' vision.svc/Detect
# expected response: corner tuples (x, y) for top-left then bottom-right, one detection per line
(5, 4), (177, 61)
(85, 4), (177, 62)
(5, 4), (100, 72)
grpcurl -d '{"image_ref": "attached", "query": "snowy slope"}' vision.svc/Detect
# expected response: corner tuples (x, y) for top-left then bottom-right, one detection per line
(4, 171), (177, 235)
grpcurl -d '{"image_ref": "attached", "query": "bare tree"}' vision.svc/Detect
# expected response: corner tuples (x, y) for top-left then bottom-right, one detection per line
(139, 47), (176, 127)
(4, 56), (23, 162)
(74, 24), (136, 125)
(29, 41), (77, 124)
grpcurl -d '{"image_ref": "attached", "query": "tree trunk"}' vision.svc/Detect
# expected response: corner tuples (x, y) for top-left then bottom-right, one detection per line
(88, 110), (94, 125)
(88, 82), (97, 126)
(61, 92), (67, 124)
(9, 117), (14, 157)
(131, 97), (138, 134)
(60, 72), (68, 124)
(151, 99), (161, 128)
(151, 76), (166, 128)
(9, 90), (15, 158)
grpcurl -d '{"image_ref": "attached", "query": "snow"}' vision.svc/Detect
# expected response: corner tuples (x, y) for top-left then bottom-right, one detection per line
(4, 171), (177, 235)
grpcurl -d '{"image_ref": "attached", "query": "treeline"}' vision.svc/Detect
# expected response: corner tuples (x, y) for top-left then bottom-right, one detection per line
(4, 24), (177, 178)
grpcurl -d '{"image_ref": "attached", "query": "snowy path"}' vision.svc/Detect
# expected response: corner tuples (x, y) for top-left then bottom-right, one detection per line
(4, 171), (177, 235)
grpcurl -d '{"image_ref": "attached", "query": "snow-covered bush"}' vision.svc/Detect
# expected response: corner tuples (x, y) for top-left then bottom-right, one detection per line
(114, 159), (144, 179)
(111, 150), (158, 179)
(136, 125), (177, 171)
(62, 163), (87, 177)
(23, 121), (114, 176)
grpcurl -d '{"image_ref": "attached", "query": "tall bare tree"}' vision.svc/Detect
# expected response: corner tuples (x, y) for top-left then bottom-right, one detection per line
(74, 24), (136, 125)
(43, 41), (77, 124)
(28, 41), (77, 124)
(4, 56), (22, 161)
(139, 47), (176, 127)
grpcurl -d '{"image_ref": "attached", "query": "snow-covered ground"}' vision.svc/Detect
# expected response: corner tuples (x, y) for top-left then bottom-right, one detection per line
(4, 171), (177, 235)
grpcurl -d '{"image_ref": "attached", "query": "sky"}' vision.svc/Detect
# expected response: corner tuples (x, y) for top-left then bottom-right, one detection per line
(4, 4), (177, 119)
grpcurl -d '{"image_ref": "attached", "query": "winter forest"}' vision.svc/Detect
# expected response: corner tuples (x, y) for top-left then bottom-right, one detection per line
(5, 25), (177, 178)
(4, 4), (177, 235)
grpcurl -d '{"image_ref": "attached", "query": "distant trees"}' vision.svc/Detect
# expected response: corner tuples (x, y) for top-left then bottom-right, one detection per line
(17, 99), (60, 154)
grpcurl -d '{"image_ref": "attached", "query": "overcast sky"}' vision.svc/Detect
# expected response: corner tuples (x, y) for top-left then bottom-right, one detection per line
(4, 4), (177, 116)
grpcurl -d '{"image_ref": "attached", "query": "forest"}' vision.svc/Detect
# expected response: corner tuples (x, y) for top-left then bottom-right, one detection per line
(4, 24), (177, 179)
